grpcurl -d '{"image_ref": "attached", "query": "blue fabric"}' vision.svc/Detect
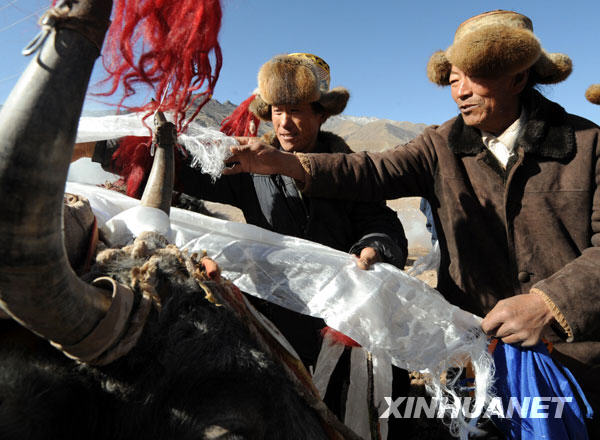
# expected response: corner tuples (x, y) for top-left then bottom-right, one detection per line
(419, 198), (437, 244)
(491, 341), (593, 439)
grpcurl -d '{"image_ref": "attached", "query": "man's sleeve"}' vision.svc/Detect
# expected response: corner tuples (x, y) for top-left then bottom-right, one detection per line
(299, 128), (438, 202)
(297, 131), (439, 269)
(347, 200), (409, 269)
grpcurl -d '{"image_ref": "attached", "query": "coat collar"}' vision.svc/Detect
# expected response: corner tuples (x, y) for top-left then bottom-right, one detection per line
(448, 89), (576, 160)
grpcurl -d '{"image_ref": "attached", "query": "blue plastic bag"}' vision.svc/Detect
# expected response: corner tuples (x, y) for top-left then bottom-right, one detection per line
(491, 340), (593, 440)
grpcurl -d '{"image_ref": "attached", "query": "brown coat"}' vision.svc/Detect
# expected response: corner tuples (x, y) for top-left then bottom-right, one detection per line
(302, 89), (600, 411)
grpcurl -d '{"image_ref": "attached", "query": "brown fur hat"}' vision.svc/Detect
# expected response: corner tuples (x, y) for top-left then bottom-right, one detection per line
(427, 10), (572, 86)
(249, 54), (349, 121)
(585, 84), (600, 105)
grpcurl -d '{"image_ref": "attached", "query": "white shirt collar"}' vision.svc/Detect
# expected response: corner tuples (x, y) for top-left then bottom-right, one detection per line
(481, 109), (526, 167)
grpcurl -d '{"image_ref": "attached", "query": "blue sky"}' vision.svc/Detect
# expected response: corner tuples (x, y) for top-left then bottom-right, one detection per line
(1, 0), (599, 125)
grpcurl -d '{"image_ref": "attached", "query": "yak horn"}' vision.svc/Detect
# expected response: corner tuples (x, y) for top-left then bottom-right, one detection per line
(140, 110), (176, 215)
(0, 0), (118, 349)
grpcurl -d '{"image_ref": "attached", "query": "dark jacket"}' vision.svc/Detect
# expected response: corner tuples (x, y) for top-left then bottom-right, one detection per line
(300, 90), (600, 416)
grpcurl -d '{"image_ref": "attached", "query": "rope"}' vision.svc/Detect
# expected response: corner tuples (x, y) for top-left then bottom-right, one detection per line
(86, 241), (209, 366)
(0, 6), (46, 33)
(0, 1), (17, 12)
(0, 74), (19, 84)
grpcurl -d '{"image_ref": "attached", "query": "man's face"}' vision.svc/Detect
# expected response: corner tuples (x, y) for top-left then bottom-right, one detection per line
(449, 66), (523, 134)
(271, 103), (325, 153)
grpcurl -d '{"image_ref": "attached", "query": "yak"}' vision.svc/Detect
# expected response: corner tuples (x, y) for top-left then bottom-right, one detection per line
(0, 0), (356, 438)
(0, 228), (331, 439)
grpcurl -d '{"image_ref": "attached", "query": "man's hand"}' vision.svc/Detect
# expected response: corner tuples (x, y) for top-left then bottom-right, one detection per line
(71, 141), (96, 163)
(223, 138), (307, 182)
(481, 293), (554, 347)
(353, 247), (381, 270)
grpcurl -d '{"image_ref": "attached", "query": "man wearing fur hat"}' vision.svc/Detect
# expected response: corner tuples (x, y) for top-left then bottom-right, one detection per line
(74, 53), (409, 434)
(226, 11), (600, 435)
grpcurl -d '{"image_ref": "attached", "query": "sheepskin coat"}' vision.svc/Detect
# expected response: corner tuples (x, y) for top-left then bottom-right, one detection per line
(300, 89), (600, 421)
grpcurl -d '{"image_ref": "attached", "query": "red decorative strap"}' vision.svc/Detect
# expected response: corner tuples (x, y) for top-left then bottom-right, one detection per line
(321, 326), (361, 347)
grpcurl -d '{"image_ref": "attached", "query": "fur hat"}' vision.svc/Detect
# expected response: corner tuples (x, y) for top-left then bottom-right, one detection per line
(585, 84), (600, 105)
(249, 53), (349, 121)
(427, 10), (572, 86)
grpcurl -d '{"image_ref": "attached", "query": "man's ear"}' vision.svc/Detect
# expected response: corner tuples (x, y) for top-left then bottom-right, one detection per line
(513, 70), (529, 95)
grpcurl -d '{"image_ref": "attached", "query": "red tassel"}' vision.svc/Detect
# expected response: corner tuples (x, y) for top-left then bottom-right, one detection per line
(111, 136), (153, 198)
(220, 95), (260, 137)
(321, 326), (361, 347)
(97, 0), (224, 133)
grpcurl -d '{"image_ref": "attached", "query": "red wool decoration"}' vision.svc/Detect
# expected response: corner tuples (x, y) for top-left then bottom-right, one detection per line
(111, 136), (153, 198)
(98, 0), (223, 133)
(220, 95), (261, 137)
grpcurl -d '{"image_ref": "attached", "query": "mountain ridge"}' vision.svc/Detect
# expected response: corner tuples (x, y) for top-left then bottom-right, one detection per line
(78, 99), (426, 151)
(195, 99), (427, 151)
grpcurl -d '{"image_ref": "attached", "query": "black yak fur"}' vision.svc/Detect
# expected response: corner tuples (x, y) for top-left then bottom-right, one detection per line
(0, 232), (327, 439)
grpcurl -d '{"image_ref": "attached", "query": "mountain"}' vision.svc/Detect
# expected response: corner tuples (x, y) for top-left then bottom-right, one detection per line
(323, 115), (427, 152)
(193, 100), (427, 150)
(189, 99), (237, 128)
(191, 99), (273, 136)
(81, 100), (240, 128)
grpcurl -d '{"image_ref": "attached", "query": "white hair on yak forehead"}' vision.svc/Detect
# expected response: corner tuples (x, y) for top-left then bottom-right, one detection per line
(427, 10), (572, 86)
(249, 54), (349, 121)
